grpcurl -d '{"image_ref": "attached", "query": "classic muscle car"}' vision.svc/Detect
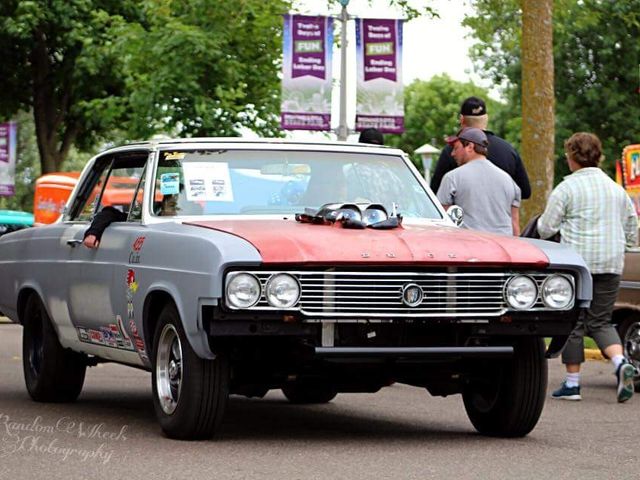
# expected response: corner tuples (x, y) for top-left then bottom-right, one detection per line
(0, 139), (591, 439)
(614, 249), (640, 391)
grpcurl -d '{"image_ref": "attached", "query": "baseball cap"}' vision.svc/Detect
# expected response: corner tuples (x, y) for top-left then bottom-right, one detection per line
(445, 127), (488, 147)
(460, 96), (487, 116)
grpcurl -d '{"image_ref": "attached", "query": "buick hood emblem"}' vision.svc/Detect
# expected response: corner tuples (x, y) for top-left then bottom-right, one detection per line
(402, 283), (424, 307)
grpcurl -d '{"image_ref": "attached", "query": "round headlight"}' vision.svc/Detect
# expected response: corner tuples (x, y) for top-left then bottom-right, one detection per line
(226, 273), (261, 309)
(265, 274), (301, 308)
(542, 275), (574, 309)
(505, 275), (538, 310)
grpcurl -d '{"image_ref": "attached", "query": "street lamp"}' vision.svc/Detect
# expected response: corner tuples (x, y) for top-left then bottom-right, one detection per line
(336, 0), (350, 140)
(414, 143), (440, 183)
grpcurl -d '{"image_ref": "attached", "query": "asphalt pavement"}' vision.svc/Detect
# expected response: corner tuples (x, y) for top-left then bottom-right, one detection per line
(1, 322), (638, 480)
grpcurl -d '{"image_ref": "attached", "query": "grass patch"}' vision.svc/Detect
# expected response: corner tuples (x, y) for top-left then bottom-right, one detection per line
(545, 336), (598, 350)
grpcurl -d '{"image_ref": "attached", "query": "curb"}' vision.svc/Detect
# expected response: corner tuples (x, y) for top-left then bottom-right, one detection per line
(584, 348), (606, 361)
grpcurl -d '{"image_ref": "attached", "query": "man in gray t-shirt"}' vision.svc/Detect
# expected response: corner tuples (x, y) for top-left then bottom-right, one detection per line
(436, 127), (521, 236)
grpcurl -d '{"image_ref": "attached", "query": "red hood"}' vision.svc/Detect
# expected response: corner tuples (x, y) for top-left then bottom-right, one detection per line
(185, 220), (549, 267)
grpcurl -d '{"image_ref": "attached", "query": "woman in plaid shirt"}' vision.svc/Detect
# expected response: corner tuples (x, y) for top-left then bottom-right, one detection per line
(538, 132), (638, 403)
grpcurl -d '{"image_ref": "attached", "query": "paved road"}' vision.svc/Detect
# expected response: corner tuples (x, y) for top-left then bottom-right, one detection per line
(0, 323), (638, 480)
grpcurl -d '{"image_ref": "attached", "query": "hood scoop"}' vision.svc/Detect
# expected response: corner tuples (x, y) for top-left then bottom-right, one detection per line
(295, 202), (402, 230)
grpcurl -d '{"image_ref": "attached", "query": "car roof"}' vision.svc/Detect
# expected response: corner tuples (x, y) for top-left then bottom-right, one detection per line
(99, 137), (404, 157)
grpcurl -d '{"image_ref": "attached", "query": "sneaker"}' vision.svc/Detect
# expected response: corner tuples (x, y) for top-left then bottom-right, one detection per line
(551, 382), (582, 401)
(616, 360), (636, 403)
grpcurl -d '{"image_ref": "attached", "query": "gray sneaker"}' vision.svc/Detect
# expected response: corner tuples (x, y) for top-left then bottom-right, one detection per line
(616, 360), (635, 403)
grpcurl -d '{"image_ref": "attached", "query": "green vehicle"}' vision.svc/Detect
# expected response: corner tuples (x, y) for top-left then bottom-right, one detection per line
(0, 209), (34, 236)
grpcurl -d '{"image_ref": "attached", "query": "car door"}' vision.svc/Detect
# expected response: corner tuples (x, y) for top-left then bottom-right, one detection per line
(61, 151), (150, 360)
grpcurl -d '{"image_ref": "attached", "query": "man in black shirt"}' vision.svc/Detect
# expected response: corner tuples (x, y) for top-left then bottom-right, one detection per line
(430, 96), (531, 199)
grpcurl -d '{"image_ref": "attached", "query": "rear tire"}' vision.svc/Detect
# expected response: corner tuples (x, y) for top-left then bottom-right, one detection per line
(22, 294), (86, 402)
(617, 316), (640, 392)
(151, 303), (229, 440)
(463, 337), (547, 438)
(282, 382), (338, 404)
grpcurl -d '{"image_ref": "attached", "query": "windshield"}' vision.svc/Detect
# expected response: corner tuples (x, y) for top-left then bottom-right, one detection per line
(152, 149), (442, 220)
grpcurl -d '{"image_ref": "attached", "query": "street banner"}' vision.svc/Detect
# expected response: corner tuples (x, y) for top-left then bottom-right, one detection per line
(355, 18), (404, 134)
(0, 121), (17, 197)
(281, 14), (333, 131)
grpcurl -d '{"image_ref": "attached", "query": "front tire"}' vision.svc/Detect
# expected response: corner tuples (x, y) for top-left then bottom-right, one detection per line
(463, 337), (547, 438)
(617, 316), (640, 392)
(151, 304), (229, 440)
(22, 294), (86, 402)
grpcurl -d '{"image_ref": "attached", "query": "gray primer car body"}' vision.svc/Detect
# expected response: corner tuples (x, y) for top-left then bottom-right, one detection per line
(0, 138), (593, 440)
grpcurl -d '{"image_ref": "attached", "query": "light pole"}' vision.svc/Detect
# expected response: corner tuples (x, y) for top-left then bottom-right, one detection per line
(336, 0), (350, 141)
(415, 143), (440, 184)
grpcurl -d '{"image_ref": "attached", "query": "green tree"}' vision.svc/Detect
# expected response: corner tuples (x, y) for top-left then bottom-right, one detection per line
(0, 0), (293, 173)
(114, 0), (292, 139)
(0, 111), (98, 212)
(0, 111), (40, 212)
(0, 0), (141, 174)
(385, 74), (507, 171)
(464, 0), (640, 181)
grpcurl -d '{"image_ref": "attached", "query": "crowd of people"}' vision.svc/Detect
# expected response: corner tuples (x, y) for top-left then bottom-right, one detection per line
(430, 96), (638, 403)
(83, 97), (639, 403)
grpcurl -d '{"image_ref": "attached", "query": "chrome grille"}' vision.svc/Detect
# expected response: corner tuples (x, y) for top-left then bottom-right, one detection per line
(237, 271), (574, 318)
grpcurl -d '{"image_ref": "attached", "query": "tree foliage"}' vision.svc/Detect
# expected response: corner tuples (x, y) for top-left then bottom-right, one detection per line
(385, 74), (507, 171)
(115, 0), (291, 139)
(464, 0), (640, 180)
(0, 0), (293, 174)
(0, 0), (141, 173)
(0, 111), (40, 212)
(0, 111), (95, 212)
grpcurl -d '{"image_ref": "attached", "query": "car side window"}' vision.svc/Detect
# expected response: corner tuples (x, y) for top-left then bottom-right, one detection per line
(68, 152), (149, 222)
(71, 158), (113, 222)
(95, 164), (146, 218)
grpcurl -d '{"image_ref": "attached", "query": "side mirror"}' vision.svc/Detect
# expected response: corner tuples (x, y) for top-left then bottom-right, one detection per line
(446, 205), (464, 226)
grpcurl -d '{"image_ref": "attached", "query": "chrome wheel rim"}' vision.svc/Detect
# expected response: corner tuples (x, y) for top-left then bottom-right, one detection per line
(156, 324), (183, 415)
(623, 322), (640, 371)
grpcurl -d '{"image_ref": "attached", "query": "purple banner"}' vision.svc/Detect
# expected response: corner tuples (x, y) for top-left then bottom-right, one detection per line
(281, 14), (333, 131)
(291, 15), (327, 80)
(0, 122), (17, 196)
(361, 19), (397, 82)
(356, 115), (404, 134)
(355, 18), (404, 134)
(0, 123), (10, 164)
(281, 113), (331, 131)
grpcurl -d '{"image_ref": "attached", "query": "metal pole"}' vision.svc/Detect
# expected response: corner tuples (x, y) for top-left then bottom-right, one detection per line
(337, 3), (349, 141)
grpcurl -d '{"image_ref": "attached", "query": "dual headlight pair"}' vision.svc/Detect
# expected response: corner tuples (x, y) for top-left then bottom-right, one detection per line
(226, 272), (574, 311)
(226, 272), (300, 309)
(505, 274), (573, 310)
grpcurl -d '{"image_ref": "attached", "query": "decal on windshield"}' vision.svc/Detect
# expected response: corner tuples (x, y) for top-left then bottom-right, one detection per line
(160, 172), (180, 195)
(164, 152), (185, 160)
(182, 163), (234, 202)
